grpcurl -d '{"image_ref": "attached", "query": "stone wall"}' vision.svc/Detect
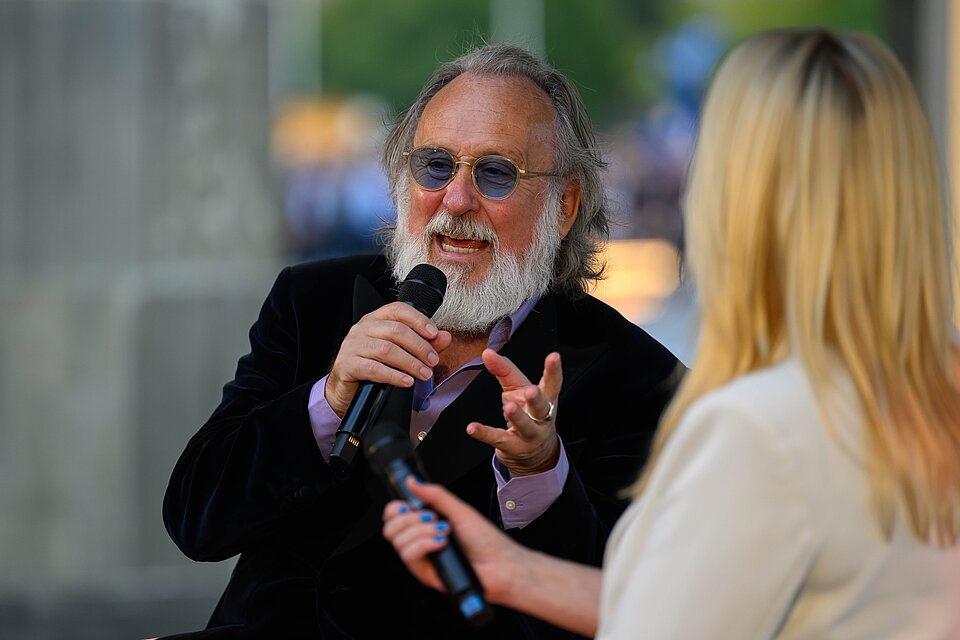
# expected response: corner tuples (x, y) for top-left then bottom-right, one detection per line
(0, 2), (283, 637)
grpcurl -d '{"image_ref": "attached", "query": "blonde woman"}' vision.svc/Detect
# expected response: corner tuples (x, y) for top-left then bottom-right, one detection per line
(382, 28), (960, 638)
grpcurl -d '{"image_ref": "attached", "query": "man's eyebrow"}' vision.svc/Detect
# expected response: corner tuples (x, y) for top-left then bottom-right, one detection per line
(475, 146), (529, 161)
(418, 145), (528, 162)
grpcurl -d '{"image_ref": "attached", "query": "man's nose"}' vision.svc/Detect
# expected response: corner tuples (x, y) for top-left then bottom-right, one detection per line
(441, 164), (481, 216)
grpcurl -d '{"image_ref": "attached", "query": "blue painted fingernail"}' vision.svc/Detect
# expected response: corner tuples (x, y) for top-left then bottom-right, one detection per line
(412, 476), (424, 484)
(434, 536), (446, 542)
(436, 522), (449, 532)
(399, 505), (409, 514)
(420, 513), (433, 522)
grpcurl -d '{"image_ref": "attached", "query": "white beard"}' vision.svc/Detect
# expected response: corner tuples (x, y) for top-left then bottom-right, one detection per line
(386, 188), (563, 334)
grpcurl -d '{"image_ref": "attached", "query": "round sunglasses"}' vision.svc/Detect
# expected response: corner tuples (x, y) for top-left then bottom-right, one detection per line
(403, 147), (560, 200)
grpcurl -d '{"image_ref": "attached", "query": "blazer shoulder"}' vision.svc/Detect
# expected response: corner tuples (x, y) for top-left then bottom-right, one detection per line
(561, 293), (678, 365)
(285, 254), (389, 284)
(279, 254), (393, 301)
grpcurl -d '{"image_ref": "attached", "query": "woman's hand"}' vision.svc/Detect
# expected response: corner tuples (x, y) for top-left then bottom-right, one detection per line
(382, 477), (525, 603)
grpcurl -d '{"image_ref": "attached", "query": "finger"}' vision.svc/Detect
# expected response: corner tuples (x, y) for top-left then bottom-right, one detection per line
(465, 421), (510, 449)
(519, 385), (553, 424)
(360, 320), (441, 372)
(382, 499), (412, 521)
(350, 337), (435, 383)
(341, 356), (418, 388)
(369, 301), (440, 341)
(382, 505), (431, 541)
(481, 349), (531, 390)
(502, 401), (545, 439)
(539, 352), (563, 399)
(390, 518), (451, 555)
(429, 330), (453, 353)
(395, 533), (450, 567)
(380, 515), (447, 592)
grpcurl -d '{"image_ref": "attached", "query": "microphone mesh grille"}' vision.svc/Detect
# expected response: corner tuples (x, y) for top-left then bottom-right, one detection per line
(398, 264), (447, 317)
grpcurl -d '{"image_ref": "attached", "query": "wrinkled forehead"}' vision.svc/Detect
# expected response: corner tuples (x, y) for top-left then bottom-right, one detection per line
(414, 73), (558, 161)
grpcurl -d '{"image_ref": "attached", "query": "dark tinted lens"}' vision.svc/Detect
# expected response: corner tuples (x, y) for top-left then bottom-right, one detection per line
(409, 148), (455, 189)
(474, 157), (519, 198)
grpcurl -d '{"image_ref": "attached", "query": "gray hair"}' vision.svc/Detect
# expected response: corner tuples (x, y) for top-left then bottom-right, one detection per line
(382, 43), (609, 300)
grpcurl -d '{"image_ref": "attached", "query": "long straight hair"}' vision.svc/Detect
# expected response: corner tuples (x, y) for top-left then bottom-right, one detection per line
(634, 29), (960, 545)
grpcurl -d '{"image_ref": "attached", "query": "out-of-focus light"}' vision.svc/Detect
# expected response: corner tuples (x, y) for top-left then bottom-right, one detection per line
(271, 98), (380, 167)
(592, 239), (680, 323)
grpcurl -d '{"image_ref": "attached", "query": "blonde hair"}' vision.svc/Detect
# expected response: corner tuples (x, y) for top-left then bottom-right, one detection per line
(635, 29), (960, 545)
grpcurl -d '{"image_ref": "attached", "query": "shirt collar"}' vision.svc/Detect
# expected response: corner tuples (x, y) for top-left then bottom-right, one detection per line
(412, 293), (544, 407)
(486, 293), (541, 352)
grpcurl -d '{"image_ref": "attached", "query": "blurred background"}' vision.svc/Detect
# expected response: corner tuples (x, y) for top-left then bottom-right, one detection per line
(0, 1), (955, 637)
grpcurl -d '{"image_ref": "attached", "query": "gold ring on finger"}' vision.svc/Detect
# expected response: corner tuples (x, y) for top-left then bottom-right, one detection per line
(524, 400), (555, 425)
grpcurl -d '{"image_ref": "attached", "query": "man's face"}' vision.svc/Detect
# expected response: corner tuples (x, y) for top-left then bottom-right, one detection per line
(387, 73), (582, 333)
(407, 73), (561, 287)
(387, 75), (580, 333)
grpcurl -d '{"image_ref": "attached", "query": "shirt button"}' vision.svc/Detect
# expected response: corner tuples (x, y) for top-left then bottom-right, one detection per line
(505, 500), (517, 511)
(417, 431), (427, 442)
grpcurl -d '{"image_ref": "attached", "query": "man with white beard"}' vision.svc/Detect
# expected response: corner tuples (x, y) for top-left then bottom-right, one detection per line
(162, 44), (680, 640)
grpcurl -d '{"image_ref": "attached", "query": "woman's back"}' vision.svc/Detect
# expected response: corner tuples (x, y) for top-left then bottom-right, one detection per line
(600, 359), (960, 639)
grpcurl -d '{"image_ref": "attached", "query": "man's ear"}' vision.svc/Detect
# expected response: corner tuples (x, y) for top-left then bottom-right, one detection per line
(559, 177), (581, 238)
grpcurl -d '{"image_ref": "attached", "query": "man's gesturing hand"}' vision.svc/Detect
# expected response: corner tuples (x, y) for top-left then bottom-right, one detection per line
(325, 302), (452, 417)
(466, 349), (563, 476)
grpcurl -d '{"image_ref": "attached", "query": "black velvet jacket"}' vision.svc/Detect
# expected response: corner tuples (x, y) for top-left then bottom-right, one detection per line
(162, 255), (680, 639)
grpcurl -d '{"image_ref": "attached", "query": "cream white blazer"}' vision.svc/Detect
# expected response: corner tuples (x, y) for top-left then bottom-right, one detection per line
(599, 359), (960, 639)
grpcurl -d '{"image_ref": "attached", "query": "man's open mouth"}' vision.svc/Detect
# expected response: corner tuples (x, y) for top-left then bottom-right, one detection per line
(436, 234), (491, 254)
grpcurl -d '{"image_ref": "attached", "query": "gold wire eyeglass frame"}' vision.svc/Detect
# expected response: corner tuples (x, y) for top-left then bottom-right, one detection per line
(402, 146), (560, 200)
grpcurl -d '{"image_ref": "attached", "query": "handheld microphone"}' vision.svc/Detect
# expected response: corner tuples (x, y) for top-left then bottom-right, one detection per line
(329, 264), (446, 476)
(364, 414), (493, 626)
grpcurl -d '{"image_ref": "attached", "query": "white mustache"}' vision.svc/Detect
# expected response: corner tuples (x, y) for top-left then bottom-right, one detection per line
(424, 212), (499, 248)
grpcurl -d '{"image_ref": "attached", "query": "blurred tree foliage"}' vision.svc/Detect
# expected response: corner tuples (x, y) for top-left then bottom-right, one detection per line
(320, 0), (488, 115)
(319, 0), (883, 126)
(683, 0), (884, 35)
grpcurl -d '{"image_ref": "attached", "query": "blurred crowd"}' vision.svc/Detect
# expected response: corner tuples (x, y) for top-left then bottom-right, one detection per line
(280, 156), (392, 260)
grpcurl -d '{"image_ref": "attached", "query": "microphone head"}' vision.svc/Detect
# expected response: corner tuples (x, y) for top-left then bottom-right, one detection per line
(364, 418), (415, 478)
(398, 264), (447, 318)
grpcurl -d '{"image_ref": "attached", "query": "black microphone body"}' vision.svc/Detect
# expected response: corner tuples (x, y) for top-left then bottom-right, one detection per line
(364, 416), (493, 626)
(329, 264), (446, 476)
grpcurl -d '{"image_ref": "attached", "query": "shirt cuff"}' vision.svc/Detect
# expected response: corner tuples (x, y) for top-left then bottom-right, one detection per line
(308, 375), (342, 462)
(492, 437), (569, 530)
